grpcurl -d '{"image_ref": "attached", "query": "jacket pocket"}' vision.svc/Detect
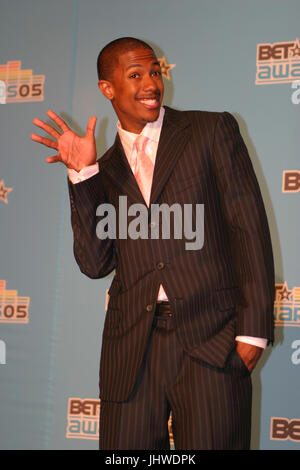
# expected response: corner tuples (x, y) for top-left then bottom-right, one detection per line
(226, 347), (250, 377)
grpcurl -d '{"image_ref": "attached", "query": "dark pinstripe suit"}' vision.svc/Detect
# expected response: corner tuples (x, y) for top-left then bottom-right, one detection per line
(68, 106), (274, 449)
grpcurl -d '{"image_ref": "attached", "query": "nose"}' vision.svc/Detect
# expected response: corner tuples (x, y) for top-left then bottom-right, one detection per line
(142, 73), (158, 91)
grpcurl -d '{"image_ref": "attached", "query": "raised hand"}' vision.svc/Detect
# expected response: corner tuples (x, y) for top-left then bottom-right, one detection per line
(31, 110), (97, 172)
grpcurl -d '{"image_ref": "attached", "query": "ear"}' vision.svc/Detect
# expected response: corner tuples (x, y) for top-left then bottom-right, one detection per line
(98, 80), (114, 100)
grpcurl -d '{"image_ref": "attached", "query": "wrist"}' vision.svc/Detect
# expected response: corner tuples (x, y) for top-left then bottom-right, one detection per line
(68, 163), (99, 184)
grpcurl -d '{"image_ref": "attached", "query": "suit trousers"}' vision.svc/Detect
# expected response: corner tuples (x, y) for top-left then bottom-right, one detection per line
(99, 315), (252, 450)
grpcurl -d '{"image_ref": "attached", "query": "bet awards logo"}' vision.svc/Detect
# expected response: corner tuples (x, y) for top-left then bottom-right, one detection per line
(271, 417), (300, 442)
(256, 38), (300, 85)
(66, 397), (174, 445)
(0, 61), (45, 103)
(0, 280), (30, 324)
(274, 282), (300, 327)
(66, 398), (100, 439)
(282, 171), (300, 193)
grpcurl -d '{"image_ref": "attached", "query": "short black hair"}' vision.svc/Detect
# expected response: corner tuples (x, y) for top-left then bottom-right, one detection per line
(97, 37), (155, 81)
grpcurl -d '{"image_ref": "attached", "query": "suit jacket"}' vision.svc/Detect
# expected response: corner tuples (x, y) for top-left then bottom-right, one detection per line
(68, 106), (275, 402)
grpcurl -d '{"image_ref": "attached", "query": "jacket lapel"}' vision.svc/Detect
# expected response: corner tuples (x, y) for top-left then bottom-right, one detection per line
(102, 106), (191, 206)
(103, 133), (146, 205)
(150, 106), (191, 205)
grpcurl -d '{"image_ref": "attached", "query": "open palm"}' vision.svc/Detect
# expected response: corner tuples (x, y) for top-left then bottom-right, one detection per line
(31, 110), (97, 172)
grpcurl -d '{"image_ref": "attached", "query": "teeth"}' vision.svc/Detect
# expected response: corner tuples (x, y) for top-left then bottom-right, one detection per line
(140, 99), (157, 104)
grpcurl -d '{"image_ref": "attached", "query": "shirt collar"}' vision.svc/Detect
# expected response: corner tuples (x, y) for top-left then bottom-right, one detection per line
(117, 106), (165, 153)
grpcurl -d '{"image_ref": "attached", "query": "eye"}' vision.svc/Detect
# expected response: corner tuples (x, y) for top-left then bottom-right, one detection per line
(152, 70), (162, 77)
(129, 72), (139, 79)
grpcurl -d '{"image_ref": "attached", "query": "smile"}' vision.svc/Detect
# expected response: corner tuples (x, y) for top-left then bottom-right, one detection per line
(137, 97), (160, 109)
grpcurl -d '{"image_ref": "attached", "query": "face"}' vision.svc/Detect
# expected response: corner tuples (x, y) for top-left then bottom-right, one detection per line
(99, 48), (164, 133)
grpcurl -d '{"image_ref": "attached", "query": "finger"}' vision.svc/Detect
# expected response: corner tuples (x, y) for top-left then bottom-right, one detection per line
(85, 116), (97, 138)
(47, 110), (70, 133)
(45, 155), (61, 164)
(31, 133), (58, 150)
(33, 118), (61, 140)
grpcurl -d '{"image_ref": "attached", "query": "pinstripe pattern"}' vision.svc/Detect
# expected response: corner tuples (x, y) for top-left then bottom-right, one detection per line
(68, 107), (274, 423)
(99, 316), (252, 450)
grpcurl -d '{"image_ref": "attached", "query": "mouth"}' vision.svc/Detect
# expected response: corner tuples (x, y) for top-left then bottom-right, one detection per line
(137, 96), (160, 110)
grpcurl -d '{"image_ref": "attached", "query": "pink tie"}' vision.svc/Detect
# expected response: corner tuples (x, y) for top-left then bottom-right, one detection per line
(134, 135), (154, 207)
(134, 135), (167, 301)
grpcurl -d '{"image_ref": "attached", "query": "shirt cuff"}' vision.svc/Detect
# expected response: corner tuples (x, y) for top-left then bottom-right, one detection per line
(68, 163), (99, 184)
(235, 336), (267, 349)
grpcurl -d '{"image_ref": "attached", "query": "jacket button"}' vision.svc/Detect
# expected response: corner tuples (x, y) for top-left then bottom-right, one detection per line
(157, 262), (165, 270)
(146, 304), (153, 312)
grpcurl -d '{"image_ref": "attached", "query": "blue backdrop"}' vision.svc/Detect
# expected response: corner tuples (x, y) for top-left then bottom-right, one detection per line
(0, 0), (299, 449)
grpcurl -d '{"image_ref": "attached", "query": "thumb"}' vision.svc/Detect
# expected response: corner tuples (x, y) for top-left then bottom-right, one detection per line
(85, 116), (97, 138)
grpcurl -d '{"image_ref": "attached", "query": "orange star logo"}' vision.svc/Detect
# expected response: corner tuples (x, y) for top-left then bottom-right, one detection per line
(277, 282), (293, 301)
(0, 180), (13, 204)
(158, 56), (176, 80)
(289, 38), (300, 57)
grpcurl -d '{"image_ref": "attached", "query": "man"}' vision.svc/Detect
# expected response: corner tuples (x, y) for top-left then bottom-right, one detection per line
(31, 37), (275, 450)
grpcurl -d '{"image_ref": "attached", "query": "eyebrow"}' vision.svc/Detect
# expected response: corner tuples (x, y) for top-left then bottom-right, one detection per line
(126, 61), (161, 71)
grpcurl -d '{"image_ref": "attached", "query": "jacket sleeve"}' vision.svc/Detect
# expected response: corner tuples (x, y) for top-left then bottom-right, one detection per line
(212, 112), (275, 343)
(67, 165), (117, 279)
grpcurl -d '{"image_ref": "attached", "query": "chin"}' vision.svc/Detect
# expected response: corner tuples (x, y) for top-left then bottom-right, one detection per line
(143, 108), (161, 122)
